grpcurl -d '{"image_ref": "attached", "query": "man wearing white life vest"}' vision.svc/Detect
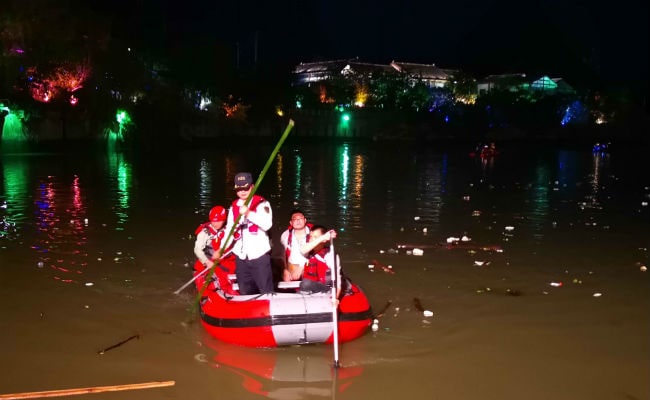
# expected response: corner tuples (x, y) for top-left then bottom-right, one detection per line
(280, 209), (312, 281)
(223, 172), (274, 295)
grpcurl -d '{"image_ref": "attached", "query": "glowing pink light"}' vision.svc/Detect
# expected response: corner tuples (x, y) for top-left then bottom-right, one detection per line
(69, 95), (78, 105)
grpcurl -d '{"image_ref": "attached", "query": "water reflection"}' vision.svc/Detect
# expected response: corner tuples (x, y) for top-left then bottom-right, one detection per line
(584, 151), (609, 210)
(106, 150), (132, 228)
(205, 340), (363, 399)
(33, 175), (88, 283)
(1, 156), (29, 240)
(528, 163), (551, 239)
(414, 153), (444, 227)
(198, 158), (213, 210)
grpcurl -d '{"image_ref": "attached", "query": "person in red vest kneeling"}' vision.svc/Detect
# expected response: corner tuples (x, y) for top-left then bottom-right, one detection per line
(299, 225), (342, 298)
(193, 205), (237, 294)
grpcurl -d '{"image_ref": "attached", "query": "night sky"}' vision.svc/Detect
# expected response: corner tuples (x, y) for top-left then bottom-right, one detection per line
(101, 0), (647, 84)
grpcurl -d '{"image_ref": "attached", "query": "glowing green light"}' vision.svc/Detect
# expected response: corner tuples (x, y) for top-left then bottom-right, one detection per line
(342, 113), (350, 122)
(116, 110), (131, 126)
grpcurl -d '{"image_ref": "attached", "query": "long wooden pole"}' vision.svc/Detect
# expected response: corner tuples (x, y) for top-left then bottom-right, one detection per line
(0, 381), (175, 399)
(195, 119), (295, 300)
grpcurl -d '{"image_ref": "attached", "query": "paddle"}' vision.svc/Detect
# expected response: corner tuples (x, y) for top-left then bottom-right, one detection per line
(330, 237), (340, 369)
(194, 119), (295, 300)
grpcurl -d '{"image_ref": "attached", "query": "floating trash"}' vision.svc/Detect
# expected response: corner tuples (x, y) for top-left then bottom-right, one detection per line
(414, 216), (420, 221)
(85, 282), (94, 286)
(504, 226), (515, 231)
(446, 237), (460, 243)
(412, 248), (424, 256)
(593, 293), (603, 297)
(461, 235), (471, 242)
(550, 282), (563, 287)
(640, 265), (648, 272)
(423, 310), (433, 317)
(473, 260), (490, 267)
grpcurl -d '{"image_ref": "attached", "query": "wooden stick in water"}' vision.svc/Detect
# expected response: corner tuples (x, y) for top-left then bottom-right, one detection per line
(413, 297), (424, 312)
(374, 300), (392, 318)
(0, 381), (175, 399)
(98, 334), (139, 355)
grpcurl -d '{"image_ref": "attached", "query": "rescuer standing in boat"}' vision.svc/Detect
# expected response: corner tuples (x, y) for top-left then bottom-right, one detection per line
(223, 172), (274, 295)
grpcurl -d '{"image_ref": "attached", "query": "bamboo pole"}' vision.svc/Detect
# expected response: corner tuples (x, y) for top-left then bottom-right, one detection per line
(0, 381), (175, 399)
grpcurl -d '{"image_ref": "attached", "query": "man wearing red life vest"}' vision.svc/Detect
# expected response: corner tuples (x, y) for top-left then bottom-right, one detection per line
(193, 205), (236, 293)
(280, 209), (312, 281)
(222, 172), (274, 295)
(299, 225), (342, 297)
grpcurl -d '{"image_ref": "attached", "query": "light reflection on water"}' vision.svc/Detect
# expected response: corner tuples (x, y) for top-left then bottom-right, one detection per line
(3, 142), (645, 258)
(106, 150), (132, 228)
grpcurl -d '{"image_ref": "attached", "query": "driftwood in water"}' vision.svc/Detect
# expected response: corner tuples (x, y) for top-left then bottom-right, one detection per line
(413, 297), (424, 312)
(374, 300), (393, 318)
(371, 260), (395, 274)
(0, 381), (175, 399)
(98, 334), (140, 355)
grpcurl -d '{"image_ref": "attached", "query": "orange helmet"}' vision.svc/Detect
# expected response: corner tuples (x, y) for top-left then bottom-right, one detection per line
(209, 206), (227, 222)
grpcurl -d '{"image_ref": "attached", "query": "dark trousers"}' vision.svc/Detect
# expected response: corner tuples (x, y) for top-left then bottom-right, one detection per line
(235, 252), (273, 295)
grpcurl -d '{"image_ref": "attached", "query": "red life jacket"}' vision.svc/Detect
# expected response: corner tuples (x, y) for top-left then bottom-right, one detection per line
(303, 248), (331, 284)
(231, 194), (265, 234)
(195, 222), (226, 257)
(285, 223), (313, 261)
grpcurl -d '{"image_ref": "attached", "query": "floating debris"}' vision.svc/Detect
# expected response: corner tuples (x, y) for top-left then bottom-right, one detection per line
(371, 260), (396, 274)
(593, 293), (603, 297)
(550, 282), (563, 287)
(374, 301), (392, 318)
(473, 260), (490, 267)
(98, 334), (140, 355)
(413, 298), (424, 312)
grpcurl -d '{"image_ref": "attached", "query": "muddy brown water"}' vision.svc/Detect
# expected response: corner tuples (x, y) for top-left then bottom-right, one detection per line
(1, 140), (648, 400)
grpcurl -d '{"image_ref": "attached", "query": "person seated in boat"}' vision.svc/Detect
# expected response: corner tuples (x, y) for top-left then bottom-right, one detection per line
(298, 225), (342, 297)
(280, 209), (313, 282)
(193, 205), (237, 294)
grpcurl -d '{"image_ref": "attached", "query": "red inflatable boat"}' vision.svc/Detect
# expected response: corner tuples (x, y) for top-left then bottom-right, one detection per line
(193, 260), (373, 347)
